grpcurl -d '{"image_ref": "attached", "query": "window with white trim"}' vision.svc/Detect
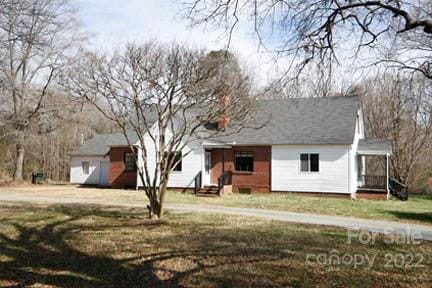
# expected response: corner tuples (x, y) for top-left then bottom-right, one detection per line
(300, 153), (319, 172)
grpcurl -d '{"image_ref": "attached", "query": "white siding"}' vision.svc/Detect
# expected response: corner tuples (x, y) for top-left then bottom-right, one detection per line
(70, 155), (109, 185)
(167, 141), (203, 187)
(271, 145), (351, 193)
(136, 127), (203, 188)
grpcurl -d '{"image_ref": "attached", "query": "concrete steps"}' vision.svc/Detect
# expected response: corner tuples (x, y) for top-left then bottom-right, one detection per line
(196, 185), (219, 197)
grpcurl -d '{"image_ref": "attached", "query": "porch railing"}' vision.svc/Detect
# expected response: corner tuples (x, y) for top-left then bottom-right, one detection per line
(359, 174), (387, 189)
(389, 178), (408, 201)
(193, 171), (202, 194)
(217, 171), (232, 195)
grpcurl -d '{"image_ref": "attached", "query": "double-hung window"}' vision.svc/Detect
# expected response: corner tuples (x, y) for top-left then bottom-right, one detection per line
(300, 153), (319, 172)
(124, 152), (136, 171)
(234, 151), (254, 172)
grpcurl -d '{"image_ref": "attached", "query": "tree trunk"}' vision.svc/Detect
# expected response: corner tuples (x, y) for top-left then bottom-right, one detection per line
(145, 181), (169, 220)
(13, 142), (25, 181)
(158, 184), (167, 219)
(147, 192), (161, 220)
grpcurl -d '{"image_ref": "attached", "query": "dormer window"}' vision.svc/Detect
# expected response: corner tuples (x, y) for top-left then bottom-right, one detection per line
(204, 122), (218, 130)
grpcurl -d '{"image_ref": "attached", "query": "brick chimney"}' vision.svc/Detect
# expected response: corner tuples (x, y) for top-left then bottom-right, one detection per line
(218, 94), (230, 129)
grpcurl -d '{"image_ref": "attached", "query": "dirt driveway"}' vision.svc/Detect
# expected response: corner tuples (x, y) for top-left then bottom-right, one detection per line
(0, 184), (146, 202)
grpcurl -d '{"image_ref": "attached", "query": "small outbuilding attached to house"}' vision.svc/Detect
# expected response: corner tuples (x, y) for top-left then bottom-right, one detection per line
(69, 132), (137, 187)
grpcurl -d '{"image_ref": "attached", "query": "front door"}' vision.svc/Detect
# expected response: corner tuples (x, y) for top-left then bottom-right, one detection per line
(204, 150), (212, 185)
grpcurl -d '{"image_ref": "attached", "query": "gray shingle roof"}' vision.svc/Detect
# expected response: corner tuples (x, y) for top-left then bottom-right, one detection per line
(71, 96), (362, 156)
(70, 132), (139, 156)
(217, 95), (361, 145)
(70, 106), (158, 156)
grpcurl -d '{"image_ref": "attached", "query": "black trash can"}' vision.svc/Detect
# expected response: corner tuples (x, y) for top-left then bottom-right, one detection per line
(32, 172), (44, 184)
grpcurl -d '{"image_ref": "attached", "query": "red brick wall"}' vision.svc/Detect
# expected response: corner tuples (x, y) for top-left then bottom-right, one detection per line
(109, 147), (137, 189)
(211, 146), (271, 193)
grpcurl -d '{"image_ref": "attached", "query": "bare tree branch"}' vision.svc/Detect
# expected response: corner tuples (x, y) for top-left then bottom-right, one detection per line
(182, 0), (432, 81)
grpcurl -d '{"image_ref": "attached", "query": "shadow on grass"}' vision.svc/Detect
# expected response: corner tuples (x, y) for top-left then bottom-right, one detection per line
(0, 205), (286, 287)
(387, 211), (432, 224)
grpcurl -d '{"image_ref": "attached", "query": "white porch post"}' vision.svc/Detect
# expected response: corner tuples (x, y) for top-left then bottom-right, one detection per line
(362, 155), (366, 176)
(201, 145), (205, 188)
(386, 153), (390, 199)
(360, 155), (365, 185)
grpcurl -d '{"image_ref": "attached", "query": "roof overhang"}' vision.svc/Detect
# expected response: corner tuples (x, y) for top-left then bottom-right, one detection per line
(107, 144), (139, 147)
(69, 154), (108, 157)
(201, 139), (232, 149)
(356, 150), (390, 156)
(357, 139), (392, 156)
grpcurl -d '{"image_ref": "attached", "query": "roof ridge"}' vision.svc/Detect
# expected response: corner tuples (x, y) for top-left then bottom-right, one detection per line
(256, 95), (360, 103)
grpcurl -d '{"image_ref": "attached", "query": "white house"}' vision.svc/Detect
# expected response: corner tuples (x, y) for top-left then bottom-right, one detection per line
(70, 96), (405, 200)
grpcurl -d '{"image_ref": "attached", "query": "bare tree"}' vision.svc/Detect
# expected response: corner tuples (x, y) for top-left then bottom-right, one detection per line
(183, 0), (432, 80)
(378, 17), (432, 79)
(65, 43), (255, 219)
(0, 0), (84, 180)
(362, 72), (432, 188)
(0, 82), (118, 183)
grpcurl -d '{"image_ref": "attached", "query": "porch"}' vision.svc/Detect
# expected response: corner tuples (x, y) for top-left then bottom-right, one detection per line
(356, 139), (391, 199)
(194, 142), (233, 197)
(356, 139), (407, 200)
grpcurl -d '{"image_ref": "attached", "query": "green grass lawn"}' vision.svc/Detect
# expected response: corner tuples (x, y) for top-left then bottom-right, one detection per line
(166, 192), (432, 225)
(0, 203), (431, 287)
